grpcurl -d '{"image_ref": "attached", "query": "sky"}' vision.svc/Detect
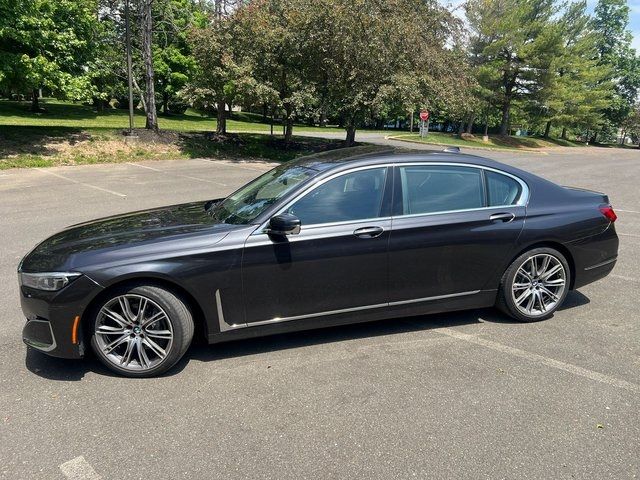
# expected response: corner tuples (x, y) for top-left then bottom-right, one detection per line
(444, 0), (640, 50)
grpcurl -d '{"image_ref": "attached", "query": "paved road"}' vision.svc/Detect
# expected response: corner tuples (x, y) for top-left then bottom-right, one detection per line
(0, 139), (639, 479)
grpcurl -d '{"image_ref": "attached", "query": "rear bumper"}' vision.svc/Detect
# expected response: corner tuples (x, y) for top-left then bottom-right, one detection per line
(19, 275), (104, 359)
(567, 224), (619, 289)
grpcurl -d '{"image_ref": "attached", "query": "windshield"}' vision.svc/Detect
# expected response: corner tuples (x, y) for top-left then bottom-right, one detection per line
(209, 164), (316, 224)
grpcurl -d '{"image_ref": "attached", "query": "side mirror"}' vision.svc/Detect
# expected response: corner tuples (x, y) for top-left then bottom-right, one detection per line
(266, 213), (301, 236)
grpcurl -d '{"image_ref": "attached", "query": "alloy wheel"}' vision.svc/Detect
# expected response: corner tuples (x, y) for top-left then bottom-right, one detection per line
(94, 294), (174, 371)
(511, 253), (567, 317)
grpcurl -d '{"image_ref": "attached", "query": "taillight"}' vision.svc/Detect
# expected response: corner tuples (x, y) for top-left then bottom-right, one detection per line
(599, 205), (617, 222)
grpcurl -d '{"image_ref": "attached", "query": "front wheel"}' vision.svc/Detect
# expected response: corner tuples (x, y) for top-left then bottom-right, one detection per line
(497, 248), (570, 322)
(90, 285), (194, 377)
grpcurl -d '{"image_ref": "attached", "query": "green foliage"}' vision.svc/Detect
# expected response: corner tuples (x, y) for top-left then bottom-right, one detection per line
(592, 0), (640, 130)
(0, 0), (100, 103)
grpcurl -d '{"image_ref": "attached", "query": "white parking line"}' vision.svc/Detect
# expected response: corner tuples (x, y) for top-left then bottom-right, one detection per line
(59, 456), (101, 479)
(617, 209), (640, 214)
(126, 162), (163, 172)
(436, 328), (640, 394)
(611, 274), (640, 283)
(618, 233), (640, 238)
(35, 168), (127, 198)
(126, 161), (228, 186)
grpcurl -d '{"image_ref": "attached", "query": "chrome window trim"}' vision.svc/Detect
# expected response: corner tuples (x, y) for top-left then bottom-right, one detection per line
(216, 289), (480, 332)
(253, 162), (529, 234)
(253, 164), (390, 235)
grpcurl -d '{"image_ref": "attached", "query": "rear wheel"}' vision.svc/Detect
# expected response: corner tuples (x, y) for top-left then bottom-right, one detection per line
(497, 247), (570, 322)
(90, 285), (194, 377)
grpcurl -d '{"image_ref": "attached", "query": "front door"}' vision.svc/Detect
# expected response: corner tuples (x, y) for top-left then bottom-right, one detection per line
(241, 166), (391, 324)
(388, 164), (526, 303)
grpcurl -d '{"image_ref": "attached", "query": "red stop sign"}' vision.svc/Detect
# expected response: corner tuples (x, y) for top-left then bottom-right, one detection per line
(419, 110), (429, 121)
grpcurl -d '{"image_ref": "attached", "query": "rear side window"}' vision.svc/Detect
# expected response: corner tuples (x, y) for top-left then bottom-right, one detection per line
(486, 171), (522, 206)
(398, 165), (484, 215)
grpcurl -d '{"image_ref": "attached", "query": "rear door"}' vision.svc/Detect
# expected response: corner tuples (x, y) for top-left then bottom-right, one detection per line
(388, 164), (526, 303)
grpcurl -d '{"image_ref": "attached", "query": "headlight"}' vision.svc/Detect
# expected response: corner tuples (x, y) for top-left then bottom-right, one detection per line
(19, 272), (82, 291)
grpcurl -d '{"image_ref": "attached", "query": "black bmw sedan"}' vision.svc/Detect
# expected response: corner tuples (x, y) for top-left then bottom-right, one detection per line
(18, 149), (619, 377)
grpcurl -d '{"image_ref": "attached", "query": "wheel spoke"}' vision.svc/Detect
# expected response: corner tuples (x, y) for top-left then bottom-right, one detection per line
(536, 291), (546, 312)
(103, 333), (129, 354)
(540, 264), (562, 281)
(137, 340), (151, 368)
(543, 278), (565, 287)
(141, 311), (166, 328)
(145, 329), (172, 340)
(143, 337), (166, 359)
(101, 307), (132, 328)
(96, 325), (126, 335)
(517, 267), (532, 282)
(120, 338), (135, 366)
(540, 286), (559, 301)
(118, 296), (136, 323)
(136, 298), (148, 322)
(538, 255), (551, 276)
(525, 291), (536, 313)
(516, 288), (532, 306)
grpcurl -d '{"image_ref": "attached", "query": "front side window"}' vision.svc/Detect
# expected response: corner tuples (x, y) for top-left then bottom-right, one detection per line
(399, 165), (483, 215)
(486, 171), (522, 206)
(287, 168), (387, 225)
(210, 164), (315, 224)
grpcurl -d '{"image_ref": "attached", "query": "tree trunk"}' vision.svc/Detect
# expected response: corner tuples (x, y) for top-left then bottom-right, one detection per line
(162, 92), (169, 115)
(457, 121), (464, 135)
(544, 121), (551, 138)
(262, 104), (268, 122)
(141, 0), (158, 131)
(561, 127), (567, 140)
(284, 104), (293, 144)
(216, 97), (226, 134)
(31, 88), (40, 112)
(345, 125), (357, 146)
(499, 99), (510, 136)
(466, 115), (475, 134)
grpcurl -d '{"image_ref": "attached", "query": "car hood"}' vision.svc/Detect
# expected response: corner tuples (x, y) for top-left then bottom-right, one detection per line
(20, 200), (245, 272)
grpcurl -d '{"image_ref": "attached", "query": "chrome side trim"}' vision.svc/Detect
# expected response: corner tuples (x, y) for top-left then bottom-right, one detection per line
(215, 289), (247, 332)
(249, 302), (389, 327)
(584, 257), (617, 271)
(217, 290), (481, 331)
(388, 290), (480, 306)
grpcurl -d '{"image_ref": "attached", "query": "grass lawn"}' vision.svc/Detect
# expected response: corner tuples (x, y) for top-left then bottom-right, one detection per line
(0, 99), (366, 169)
(388, 131), (586, 150)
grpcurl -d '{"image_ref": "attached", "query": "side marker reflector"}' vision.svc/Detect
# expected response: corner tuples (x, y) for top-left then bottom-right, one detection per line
(71, 316), (81, 344)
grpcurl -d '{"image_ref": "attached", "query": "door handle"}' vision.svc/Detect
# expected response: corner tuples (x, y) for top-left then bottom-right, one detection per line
(489, 212), (516, 223)
(353, 226), (384, 238)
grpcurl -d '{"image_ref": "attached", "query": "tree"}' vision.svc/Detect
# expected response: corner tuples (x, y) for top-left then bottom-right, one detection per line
(305, 0), (468, 145)
(185, 14), (250, 135)
(591, 0), (640, 139)
(537, 1), (612, 139)
(0, 0), (100, 111)
(153, 0), (198, 114)
(466, 0), (563, 136)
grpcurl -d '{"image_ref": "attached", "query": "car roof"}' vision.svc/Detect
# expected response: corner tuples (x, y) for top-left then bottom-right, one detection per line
(291, 146), (531, 179)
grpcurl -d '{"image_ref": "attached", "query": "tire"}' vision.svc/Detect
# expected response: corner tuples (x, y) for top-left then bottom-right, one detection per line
(496, 247), (571, 322)
(90, 284), (194, 377)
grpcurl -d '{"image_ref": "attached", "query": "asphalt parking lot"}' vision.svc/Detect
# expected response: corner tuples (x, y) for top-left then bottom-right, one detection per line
(0, 141), (639, 479)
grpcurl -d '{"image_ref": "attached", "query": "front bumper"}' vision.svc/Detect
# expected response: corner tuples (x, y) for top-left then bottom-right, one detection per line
(20, 275), (104, 359)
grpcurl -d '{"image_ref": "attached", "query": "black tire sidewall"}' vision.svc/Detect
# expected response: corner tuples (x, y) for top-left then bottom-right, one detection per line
(90, 284), (193, 377)
(500, 247), (571, 322)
